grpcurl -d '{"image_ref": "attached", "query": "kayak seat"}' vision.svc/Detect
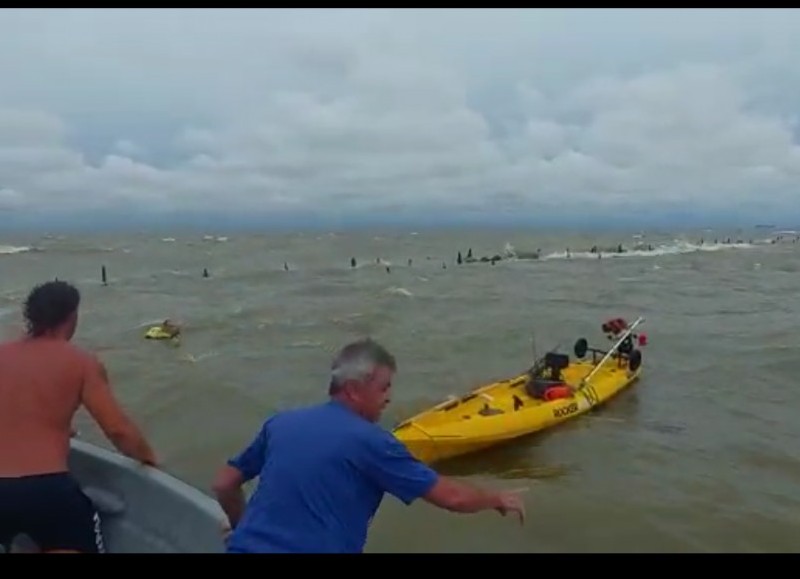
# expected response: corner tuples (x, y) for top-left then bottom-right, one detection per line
(543, 352), (570, 380)
(524, 352), (571, 400)
(82, 486), (126, 516)
(526, 376), (572, 400)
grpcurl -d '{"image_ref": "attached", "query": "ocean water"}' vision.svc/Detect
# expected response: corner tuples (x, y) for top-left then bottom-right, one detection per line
(1, 226), (798, 552)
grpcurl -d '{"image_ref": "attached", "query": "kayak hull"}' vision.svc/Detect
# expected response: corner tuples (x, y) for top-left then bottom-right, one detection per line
(393, 358), (641, 465)
(66, 439), (227, 553)
(144, 326), (177, 340)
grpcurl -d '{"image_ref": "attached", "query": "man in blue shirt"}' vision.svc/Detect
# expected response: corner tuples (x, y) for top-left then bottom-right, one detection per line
(212, 338), (526, 553)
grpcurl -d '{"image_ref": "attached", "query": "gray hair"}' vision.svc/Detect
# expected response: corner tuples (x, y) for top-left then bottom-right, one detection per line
(329, 338), (397, 394)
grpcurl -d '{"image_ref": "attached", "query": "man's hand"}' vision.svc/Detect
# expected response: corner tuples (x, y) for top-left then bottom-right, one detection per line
(140, 455), (159, 468)
(212, 465), (247, 530)
(221, 522), (233, 545)
(494, 488), (527, 525)
(423, 476), (529, 524)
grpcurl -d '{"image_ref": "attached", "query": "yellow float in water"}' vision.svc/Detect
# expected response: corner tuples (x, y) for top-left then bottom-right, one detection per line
(392, 317), (647, 465)
(144, 327), (174, 340)
(144, 320), (181, 340)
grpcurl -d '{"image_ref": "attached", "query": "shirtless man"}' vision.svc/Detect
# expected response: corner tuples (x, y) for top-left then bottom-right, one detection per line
(0, 280), (158, 554)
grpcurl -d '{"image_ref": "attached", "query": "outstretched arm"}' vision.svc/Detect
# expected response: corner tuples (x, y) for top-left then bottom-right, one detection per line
(422, 476), (526, 524)
(212, 419), (271, 529)
(362, 429), (526, 523)
(80, 354), (158, 466)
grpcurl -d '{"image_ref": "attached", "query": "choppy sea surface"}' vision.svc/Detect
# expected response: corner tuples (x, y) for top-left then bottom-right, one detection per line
(1, 226), (799, 552)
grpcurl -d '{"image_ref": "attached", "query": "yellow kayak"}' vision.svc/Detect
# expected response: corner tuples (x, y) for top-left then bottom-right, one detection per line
(393, 317), (647, 464)
(144, 326), (179, 340)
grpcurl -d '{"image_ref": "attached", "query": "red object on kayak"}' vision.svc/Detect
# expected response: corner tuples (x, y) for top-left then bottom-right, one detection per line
(602, 317), (629, 335)
(544, 385), (572, 401)
(638, 333), (648, 346)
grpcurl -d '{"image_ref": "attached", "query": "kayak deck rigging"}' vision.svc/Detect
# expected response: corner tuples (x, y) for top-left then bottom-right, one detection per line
(393, 317), (647, 464)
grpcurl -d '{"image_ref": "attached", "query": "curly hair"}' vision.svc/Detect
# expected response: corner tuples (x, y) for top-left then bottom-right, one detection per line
(23, 280), (81, 337)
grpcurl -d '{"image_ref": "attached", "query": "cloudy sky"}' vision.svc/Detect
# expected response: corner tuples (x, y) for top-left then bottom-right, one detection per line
(2, 8), (800, 229)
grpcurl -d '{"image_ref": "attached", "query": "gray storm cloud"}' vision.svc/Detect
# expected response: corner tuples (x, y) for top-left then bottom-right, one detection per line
(0, 8), (799, 222)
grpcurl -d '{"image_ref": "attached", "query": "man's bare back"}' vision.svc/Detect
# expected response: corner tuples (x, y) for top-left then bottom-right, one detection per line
(0, 338), (157, 476)
(0, 338), (87, 476)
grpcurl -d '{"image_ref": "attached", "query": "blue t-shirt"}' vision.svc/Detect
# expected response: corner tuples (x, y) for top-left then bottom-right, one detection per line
(224, 400), (439, 553)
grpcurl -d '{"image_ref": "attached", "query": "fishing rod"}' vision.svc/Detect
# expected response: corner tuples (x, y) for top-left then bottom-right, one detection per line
(528, 332), (561, 377)
(578, 316), (645, 389)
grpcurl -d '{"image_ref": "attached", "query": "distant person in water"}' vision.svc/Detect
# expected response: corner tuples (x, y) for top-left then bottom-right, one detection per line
(0, 280), (158, 553)
(212, 338), (526, 553)
(159, 319), (181, 338)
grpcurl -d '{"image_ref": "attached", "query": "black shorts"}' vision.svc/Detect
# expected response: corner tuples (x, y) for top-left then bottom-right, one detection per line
(0, 472), (105, 553)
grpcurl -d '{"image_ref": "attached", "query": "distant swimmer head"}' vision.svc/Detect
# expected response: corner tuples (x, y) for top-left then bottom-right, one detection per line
(23, 280), (81, 340)
(159, 319), (181, 337)
(328, 338), (397, 423)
